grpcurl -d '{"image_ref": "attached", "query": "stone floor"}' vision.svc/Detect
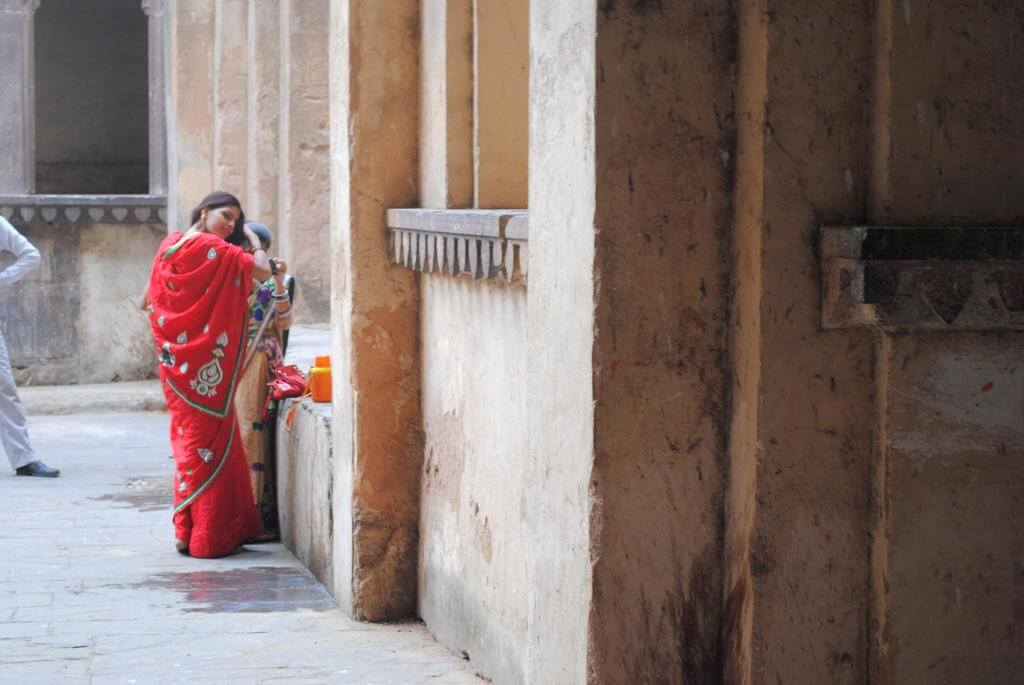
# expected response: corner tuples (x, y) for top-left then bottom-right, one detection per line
(0, 411), (481, 684)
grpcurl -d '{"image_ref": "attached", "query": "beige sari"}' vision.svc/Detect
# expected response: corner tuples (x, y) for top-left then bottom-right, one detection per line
(234, 277), (286, 536)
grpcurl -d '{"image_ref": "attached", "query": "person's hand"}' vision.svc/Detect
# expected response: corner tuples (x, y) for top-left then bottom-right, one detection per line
(273, 259), (288, 289)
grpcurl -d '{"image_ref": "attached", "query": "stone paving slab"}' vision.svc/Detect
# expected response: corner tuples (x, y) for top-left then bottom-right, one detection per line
(0, 412), (481, 684)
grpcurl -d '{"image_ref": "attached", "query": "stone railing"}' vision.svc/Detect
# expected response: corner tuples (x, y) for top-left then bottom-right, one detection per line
(0, 194), (167, 225)
(387, 208), (528, 282)
(821, 225), (1024, 331)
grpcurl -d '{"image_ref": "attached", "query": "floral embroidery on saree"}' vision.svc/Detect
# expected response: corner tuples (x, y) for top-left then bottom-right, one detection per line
(190, 331), (230, 397)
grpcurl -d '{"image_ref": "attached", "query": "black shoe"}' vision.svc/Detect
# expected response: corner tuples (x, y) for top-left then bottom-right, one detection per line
(15, 461), (60, 478)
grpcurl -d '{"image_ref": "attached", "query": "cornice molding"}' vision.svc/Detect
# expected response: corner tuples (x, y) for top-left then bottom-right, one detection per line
(387, 208), (528, 283)
(0, 194), (168, 225)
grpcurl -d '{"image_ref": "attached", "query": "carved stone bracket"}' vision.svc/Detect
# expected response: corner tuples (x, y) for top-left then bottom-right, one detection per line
(821, 225), (1024, 331)
(0, 194), (168, 225)
(386, 208), (528, 283)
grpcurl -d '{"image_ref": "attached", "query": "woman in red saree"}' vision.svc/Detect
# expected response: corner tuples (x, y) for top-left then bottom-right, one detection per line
(146, 191), (271, 558)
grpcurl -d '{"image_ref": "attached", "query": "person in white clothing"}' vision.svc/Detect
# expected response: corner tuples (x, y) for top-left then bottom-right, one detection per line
(0, 216), (59, 477)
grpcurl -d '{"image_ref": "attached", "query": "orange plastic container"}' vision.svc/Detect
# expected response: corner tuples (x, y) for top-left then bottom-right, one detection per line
(308, 355), (332, 402)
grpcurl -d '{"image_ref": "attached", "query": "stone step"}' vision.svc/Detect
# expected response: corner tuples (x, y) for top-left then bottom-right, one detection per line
(19, 379), (165, 415)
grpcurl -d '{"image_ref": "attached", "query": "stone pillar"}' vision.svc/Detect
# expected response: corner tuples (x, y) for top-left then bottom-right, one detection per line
(166, 0), (215, 230)
(524, 4), (595, 682)
(528, 2), (737, 682)
(706, 2), (880, 683)
(328, 0), (421, 621)
(590, 4), (737, 683)
(279, 0), (330, 322)
(419, 0), (472, 209)
(0, 0), (39, 194)
(142, 0), (167, 196)
(245, 0), (280, 227)
(743, 4), (876, 683)
(212, 0), (248, 195)
(473, 0), (527, 208)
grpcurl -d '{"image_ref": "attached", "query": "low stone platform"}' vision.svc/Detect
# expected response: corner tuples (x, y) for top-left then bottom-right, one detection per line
(275, 325), (336, 596)
(277, 397), (334, 592)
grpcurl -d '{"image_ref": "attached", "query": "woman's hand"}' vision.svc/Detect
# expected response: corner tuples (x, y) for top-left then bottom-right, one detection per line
(272, 259), (288, 289)
(272, 262), (292, 330)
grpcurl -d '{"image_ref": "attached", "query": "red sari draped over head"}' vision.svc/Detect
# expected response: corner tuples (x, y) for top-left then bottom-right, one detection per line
(147, 230), (263, 557)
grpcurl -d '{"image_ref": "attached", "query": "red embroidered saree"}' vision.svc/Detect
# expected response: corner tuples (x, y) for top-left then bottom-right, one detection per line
(147, 231), (263, 557)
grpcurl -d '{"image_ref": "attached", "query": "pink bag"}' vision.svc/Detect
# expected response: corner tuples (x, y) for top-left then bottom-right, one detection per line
(267, 364), (307, 401)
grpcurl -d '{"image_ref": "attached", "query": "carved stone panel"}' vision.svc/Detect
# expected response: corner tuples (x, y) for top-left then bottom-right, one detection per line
(821, 226), (1024, 331)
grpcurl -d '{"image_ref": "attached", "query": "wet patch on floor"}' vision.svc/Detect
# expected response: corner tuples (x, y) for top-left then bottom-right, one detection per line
(129, 566), (336, 613)
(92, 476), (171, 512)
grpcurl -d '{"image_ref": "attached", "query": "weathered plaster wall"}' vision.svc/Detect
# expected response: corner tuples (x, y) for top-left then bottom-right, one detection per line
(34, 0), (148, 194)
(884, 0), (1024, 225)
(875, 4), (1024, 681)
(883, 335), (1024, 683)
(418, 275), (527, 683)
(525, 3), (594, 682)
(588, 2), (733, 682)
(0, 222), (164, 385)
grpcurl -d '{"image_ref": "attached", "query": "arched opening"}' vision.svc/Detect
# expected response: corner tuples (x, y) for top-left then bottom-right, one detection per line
(34, 0), (149, 194)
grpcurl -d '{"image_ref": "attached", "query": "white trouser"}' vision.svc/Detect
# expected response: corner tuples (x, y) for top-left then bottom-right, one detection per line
(0, 328), (37, 469)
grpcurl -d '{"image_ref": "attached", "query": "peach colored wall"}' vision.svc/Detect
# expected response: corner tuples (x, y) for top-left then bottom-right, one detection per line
(473, 0), (528, 208)
(328, 0), (422, 621)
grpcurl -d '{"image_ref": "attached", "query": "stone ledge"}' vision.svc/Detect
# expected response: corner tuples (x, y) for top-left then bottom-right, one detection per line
(387, 208), (528, 282)
(0, 194), (168, 225)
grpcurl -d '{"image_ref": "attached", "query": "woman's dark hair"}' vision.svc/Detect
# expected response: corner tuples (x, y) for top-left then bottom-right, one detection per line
(190, 191), (246, 245)
(244, 222), (273, 250)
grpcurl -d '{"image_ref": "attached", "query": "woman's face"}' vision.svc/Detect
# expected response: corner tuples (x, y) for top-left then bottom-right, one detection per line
(202, 206), (241, 240)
